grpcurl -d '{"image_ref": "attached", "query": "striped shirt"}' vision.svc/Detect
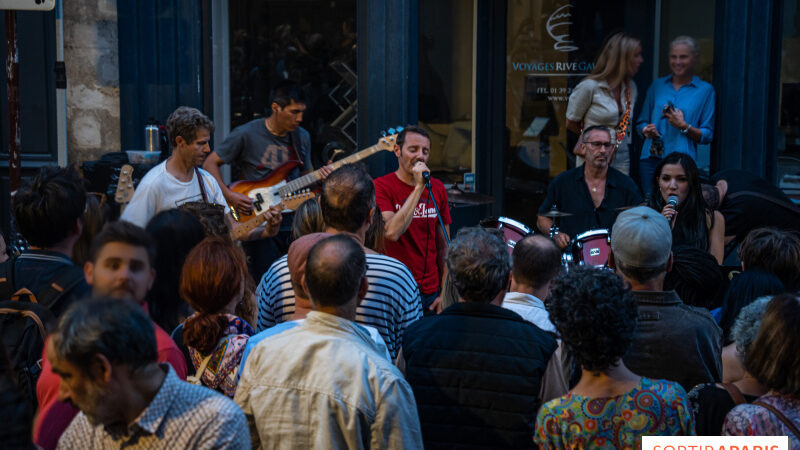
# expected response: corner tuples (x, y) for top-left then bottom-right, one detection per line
(256, 253), (422, 359)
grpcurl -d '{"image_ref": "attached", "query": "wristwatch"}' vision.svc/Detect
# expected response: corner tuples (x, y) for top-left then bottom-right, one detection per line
(680, 125), (690, 135)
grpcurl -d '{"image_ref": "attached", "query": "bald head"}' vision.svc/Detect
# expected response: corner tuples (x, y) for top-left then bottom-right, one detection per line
(304, 234), (367, 308)
(512, 235), (562, 289)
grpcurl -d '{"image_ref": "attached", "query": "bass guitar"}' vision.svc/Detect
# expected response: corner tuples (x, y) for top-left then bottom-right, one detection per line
(229, 190), (316, 241)
(229, 128), (402, 223)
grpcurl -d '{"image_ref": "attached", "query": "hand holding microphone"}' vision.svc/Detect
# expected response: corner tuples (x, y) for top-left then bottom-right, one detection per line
(413, 161), (431, 187)
(663, 195), (679, 228)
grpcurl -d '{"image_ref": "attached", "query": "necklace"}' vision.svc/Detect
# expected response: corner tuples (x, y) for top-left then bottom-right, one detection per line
(587, 179), (604, 193)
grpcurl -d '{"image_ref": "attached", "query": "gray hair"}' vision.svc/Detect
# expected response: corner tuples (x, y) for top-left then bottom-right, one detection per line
(670, 36), (699, 55)
(446, 227), (511, 303)
(732, 296), (773, 364)
(166, 106), (214, 148)
(51, 297), (157, 377)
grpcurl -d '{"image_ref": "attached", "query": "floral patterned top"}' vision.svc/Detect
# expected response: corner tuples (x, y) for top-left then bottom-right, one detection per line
(723, 394), (800, 447)
(187, 314), (255, 398)
(535, 377), (694, 449)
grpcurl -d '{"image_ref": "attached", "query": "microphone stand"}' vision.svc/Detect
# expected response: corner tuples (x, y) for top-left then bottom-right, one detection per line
(426, 179), (450, 245)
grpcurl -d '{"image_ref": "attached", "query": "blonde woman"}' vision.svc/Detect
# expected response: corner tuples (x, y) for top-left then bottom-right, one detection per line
(566, 32), (643, 175)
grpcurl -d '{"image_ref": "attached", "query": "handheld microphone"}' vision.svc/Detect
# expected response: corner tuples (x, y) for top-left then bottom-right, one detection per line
(667, 195), (679, 207)
(422, 171), (431, 183)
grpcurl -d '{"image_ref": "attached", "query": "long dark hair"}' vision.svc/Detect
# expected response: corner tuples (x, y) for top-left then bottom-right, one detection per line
(649, 152), (710, 251)
(145, 209), (207, 332)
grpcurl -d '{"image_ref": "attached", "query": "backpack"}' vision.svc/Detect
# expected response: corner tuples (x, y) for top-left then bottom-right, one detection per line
(0, 300), (54, 411)
(0, 256), (83, 410)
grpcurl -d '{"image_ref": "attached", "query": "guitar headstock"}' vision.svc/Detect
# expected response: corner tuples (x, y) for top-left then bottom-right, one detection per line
(281, 189), (316, 211)
(375, 126), (404, 151)
(114, 164), (135, 211)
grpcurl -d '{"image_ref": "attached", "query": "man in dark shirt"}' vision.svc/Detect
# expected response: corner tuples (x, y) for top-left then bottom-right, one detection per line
(610, 206), (722, 391)
(537, 126), (642, 250)
(398, 227), (557, 449)
(707, 169), (800, 244)
(0, 167), (90, 317)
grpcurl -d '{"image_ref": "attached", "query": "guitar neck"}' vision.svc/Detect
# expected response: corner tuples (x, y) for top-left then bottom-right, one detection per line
(276, 143), (387, 196)
(230, 213), (266, 241)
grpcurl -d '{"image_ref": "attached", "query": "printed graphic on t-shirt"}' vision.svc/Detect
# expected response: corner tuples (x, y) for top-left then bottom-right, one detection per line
(257, 143), (289, 170)
(395, 202), (439, 219)
(173, 193), (204, 208)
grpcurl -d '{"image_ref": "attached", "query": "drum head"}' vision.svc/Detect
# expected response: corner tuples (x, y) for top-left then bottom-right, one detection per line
(571, 229), (611, 267)
(479, 216), (532, 254)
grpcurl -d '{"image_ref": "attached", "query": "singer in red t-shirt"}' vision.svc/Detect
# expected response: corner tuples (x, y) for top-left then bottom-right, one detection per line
(374, 126), (451, 312)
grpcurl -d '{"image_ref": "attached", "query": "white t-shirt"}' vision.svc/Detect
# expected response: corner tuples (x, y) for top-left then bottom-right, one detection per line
(121, 161), (230, 228)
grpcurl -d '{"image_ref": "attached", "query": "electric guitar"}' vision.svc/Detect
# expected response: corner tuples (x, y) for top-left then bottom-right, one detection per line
(229, 189), (316, 241)
(113, 164), (135, 215)
(229, 128), (403, 223)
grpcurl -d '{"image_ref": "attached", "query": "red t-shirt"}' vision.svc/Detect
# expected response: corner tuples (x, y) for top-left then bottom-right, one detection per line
(34, 323), (187, 450)
(375, 172), (451, 294)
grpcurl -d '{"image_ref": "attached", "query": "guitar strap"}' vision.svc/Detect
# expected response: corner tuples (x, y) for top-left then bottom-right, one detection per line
(195, 167), (209, 203)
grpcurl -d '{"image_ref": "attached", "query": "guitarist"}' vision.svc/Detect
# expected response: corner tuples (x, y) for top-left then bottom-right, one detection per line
(203, 80), (332, 276)
(121, 106), (283, 240)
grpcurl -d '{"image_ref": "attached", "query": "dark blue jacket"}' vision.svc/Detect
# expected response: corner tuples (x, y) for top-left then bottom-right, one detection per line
(401, 302), (557, 449)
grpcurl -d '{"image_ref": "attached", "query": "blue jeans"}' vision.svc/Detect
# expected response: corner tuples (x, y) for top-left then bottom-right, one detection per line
(639, 156), (662, 198)
(420, 290), (440, 315)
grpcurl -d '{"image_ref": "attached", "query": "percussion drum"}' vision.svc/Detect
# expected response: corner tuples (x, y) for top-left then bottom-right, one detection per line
(479, 216), (532, 254)
(570, 229), (611, 267)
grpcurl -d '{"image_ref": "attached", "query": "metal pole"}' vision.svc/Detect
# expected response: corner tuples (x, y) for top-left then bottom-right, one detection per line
(6, 11), (20, 192)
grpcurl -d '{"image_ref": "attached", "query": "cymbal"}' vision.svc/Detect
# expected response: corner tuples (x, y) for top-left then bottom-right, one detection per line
(540, 210), (573, 218)
(447, 191), (495, 205)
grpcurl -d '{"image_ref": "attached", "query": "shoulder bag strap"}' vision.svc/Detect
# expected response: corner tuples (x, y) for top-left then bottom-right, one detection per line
(721, 382), (747, 405)
(194, 167), (209, 204)
(726, 190), (800, 215)
(753, 400), (800, 440)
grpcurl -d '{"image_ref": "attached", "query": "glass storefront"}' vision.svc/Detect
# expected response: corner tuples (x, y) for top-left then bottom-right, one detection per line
(228, 0), (356, 169)
(778, 0), (800, 199)
(418, 0), (475, 186)
(504, 1), (624, 227)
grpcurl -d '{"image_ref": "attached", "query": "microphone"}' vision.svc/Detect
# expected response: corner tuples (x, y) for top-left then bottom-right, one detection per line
(667, 195), (678, 226)
(667, 195), (679, 207)
(422, 171), (431, 184)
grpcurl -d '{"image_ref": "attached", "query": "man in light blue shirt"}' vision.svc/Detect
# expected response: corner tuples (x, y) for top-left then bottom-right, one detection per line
(636, 36), (715, 195)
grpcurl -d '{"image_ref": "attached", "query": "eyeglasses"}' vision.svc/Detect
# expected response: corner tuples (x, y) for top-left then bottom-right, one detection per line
(583, 141), (616, 150)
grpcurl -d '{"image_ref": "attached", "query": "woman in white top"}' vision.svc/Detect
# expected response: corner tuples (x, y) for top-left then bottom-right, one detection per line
(566, 33), (643, 175)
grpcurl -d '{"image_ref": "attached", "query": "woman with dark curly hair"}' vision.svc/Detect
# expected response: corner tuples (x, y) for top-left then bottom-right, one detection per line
(649, 152), (725, 264)
(535, 266), (693, 448)
(723, 294), (800, 444)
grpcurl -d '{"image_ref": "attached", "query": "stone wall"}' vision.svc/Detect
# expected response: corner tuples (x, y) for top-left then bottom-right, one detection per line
(64, 0), (120, 163)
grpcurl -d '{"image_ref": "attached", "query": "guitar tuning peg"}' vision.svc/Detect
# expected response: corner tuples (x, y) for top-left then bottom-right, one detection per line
(396, 126), (404, 133)
(380, 130), (387, 137)
(387, 127), (396, 135)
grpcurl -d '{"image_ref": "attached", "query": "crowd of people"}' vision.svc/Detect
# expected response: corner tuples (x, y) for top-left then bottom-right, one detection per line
(1, 33), (800, 450)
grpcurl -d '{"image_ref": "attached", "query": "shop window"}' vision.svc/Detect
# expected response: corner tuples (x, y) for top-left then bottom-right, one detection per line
(778, 0), (800, 201)
(418, 0), (475, 186)
(504, 1), (623, 227)
(229, 0), (356, 168)
(657, 0), (715, 174)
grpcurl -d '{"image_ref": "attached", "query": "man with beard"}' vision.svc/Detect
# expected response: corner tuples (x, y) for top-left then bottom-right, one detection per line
(536, 125), (642, 250)
(34, 221), (187, 450)
(121, 106), (281, 241)
(48, 298), (249, 449)
(374, 126), (451, 312)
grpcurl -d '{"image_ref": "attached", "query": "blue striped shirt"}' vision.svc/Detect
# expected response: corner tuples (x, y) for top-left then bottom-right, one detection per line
(256, 253), (422, 360)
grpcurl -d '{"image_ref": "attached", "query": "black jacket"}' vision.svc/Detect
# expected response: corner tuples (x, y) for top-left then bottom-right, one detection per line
(623, 290), (722, 392)
(401, 302), (557, 449)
